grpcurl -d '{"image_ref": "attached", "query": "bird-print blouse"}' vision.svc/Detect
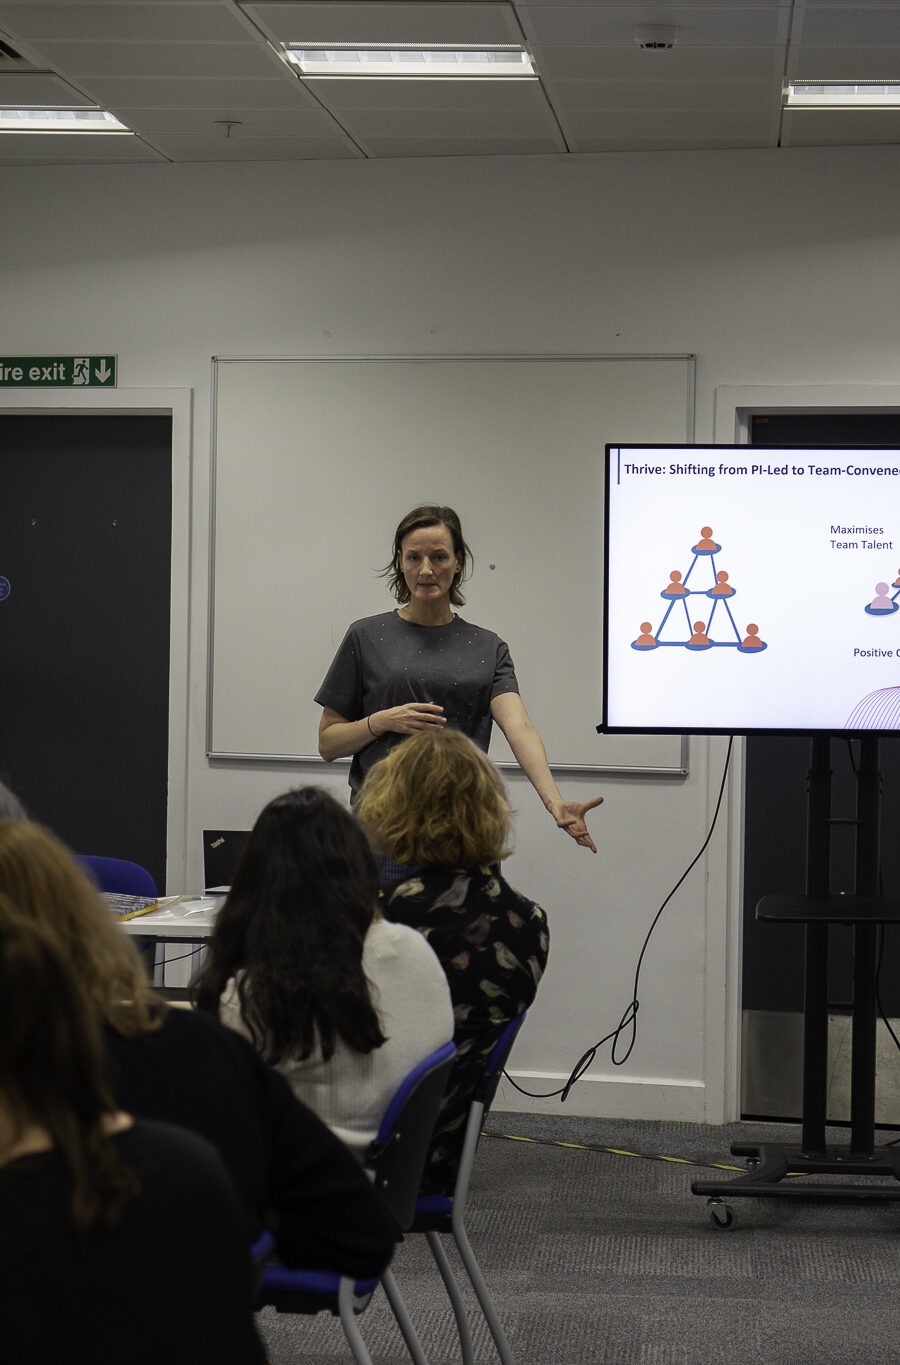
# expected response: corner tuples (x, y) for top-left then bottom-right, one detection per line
(385, 864), (549, 1194)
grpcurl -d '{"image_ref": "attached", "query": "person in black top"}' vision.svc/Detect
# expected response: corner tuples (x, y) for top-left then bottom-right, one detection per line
(0, 902), (266, 1365)
(316, 502), (603, 847)
(0, 818), (396, 1278)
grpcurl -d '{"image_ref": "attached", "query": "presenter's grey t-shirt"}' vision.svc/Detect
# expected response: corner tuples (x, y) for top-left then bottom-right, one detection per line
(315, 610), (519, 798)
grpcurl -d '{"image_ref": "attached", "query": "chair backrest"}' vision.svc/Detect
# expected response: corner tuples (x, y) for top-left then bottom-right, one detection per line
(77, 854), (157, 896)
(365, 1040), (456, 1231)
(476, 1011), (528, 1117)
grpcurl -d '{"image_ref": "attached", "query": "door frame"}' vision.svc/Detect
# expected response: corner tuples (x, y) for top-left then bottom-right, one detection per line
(0, 388), (192, 892)
(710, 382), (900, 1120)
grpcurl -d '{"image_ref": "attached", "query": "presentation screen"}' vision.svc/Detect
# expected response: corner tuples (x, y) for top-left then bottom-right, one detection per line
(601, 445), (900, 736)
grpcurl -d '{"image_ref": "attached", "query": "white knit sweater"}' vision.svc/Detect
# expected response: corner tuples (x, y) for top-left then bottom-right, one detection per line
(219, 918), (453, 1159)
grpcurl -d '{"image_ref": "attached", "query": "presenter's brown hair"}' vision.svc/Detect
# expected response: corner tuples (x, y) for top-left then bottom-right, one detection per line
(383, 504), (473, 605)
(356, 729), (512, 870)
(0, 820), (162, 1039)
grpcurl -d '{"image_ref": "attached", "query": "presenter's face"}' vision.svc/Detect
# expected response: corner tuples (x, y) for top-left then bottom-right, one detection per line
(400, 525), (461, 605)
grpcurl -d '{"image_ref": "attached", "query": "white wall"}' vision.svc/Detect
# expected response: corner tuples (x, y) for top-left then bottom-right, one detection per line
(4, 142), (900, 1124)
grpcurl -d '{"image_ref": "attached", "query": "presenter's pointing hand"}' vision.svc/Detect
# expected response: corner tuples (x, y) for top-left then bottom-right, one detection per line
(549, 796), (604, 854)
(374, 703), (447, 736)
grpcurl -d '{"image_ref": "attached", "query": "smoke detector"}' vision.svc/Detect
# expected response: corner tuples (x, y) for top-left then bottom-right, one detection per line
(634, 25), (678, 51)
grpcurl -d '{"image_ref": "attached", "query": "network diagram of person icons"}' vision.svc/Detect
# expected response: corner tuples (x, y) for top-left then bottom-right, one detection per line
(632, 526), (766, 653)
(864, 575), (900, 616)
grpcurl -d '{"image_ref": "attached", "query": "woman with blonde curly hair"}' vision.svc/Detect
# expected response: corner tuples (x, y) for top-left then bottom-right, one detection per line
(0, 820), (395, 1279)
(355, 728), (549, 1193)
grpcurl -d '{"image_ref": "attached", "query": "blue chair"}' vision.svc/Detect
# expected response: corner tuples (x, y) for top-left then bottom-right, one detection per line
(259, 1039), (457, 1365)
(78, 855), (161, 983)
(408, 1012), (528, 1365)
(76, 854), (157, 896)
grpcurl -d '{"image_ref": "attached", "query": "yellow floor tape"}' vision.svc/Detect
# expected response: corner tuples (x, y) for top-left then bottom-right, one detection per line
(483, 1130), (746, 1173)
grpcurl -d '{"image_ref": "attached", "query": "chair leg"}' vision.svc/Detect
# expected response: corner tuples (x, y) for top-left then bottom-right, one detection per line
(451, 1218), (516, 1365)
(380, 1267), (431, 1365)
(425, 1230), (476, 1365)
(337, 1278), (376, 1365)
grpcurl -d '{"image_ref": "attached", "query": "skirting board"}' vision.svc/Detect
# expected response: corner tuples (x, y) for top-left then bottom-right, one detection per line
(497, 1071), (706, 1124)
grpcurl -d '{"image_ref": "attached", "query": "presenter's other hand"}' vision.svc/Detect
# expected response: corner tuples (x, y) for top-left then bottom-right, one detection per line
(373, 703), (447, 737)
(549, 796), (604, 853)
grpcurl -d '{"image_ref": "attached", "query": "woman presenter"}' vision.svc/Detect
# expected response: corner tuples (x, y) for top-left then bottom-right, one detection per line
(316, 504), (603, 852)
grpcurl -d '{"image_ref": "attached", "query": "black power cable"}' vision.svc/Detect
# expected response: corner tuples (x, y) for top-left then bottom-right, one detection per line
(507, 736), (734, 1101)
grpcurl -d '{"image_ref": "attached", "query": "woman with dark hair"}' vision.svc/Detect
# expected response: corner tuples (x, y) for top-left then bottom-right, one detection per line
(0, 818), (395, 1280)
(316, 502), (603, 849)
(0, 902), (266, 1365)
(194, 787), (453, 1158)
(356, 727), (549, 1194)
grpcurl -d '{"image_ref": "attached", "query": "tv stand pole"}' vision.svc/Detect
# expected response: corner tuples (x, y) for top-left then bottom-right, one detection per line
(692, 734), (900, 1226)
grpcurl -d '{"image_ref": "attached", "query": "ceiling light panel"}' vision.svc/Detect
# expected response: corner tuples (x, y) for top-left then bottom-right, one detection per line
(285, 44), (536, 79)
(786, 81), (900, 109)
(0, 105), (130, 131)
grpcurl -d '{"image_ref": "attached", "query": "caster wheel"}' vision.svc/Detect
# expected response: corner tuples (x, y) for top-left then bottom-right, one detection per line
(708, 1199), (735, 1230)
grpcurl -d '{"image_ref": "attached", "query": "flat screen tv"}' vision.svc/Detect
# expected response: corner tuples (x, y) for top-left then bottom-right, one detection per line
(601, 444), (900, 736)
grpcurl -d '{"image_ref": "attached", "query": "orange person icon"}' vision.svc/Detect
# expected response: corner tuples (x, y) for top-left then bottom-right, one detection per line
(689, 621), (710, 646)
(711, 571), (734, 596)
(663, 570), (687, 596)
(893, 568), (900, 588)
(696, 526), (718, 551)
(741, 623), (764, 649)
(634, 622), (657, 647)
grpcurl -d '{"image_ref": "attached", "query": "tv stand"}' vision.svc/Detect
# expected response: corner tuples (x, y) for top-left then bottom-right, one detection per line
(692, 735), (900, 1225)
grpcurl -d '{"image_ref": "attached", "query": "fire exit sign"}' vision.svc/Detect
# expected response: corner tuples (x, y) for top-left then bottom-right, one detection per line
(0, 356), (117, 387)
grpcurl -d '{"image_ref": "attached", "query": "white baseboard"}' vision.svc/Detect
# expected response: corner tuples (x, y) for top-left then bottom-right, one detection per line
(495, 1070), (707, 1123)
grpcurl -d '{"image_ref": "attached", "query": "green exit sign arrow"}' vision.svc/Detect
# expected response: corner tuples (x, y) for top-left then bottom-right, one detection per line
(0, 356), (117, 387)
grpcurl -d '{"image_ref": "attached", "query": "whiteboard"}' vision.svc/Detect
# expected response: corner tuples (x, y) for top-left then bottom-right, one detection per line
(209, 356), (694, 773)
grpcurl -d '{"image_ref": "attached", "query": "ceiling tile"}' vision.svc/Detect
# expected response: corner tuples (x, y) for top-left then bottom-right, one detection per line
(798, 7), (900, 46)
(552, 77), (778, 112)
(29, 40), (279, 80)
(565, 107), (777, 140)
(245, 2), (522, 45)
(0, 3), (251, 43)
(69, 76), (312, 110)
(319, 75), (555, 112)
(358, 131), (563, 155)
(782, 108), (900, 147)
(0, 71), (93, 103)
(111, 102), (343, 136)
(0, 131), (167, 163)
(143, 131), (360, 159)
(521, 5), (791, 48)
(791, 47), (900, 80)
(534, 45), (785, 81)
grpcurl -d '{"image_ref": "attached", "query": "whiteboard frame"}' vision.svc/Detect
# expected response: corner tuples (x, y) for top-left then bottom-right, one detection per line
(208, 354), (695, 776)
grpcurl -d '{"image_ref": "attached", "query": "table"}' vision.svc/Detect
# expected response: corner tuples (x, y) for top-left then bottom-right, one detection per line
(119, 895), (221, 999)
(118, 894), (221, 941)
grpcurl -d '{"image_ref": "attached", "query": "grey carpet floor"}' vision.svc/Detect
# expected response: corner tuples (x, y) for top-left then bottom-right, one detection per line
(257, 1113), (900, 1365)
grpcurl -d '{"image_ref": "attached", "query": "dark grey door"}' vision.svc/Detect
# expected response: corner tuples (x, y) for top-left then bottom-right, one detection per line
(0, 414), (172, 890)
(743, 412), (900, 1118)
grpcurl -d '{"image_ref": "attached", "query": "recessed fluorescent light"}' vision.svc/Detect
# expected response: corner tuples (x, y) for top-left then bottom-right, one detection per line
(785, 82), (900, 109)
(0, 106), (131, 133)
(284, 43), (537, 79)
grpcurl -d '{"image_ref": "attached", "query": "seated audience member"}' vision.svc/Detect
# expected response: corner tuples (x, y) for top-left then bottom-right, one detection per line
(355, 728), (550, 1193)
(0, 903), (265, 1365)
(193, 787), (454, 1160)
(0, 819), (394, 1278)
